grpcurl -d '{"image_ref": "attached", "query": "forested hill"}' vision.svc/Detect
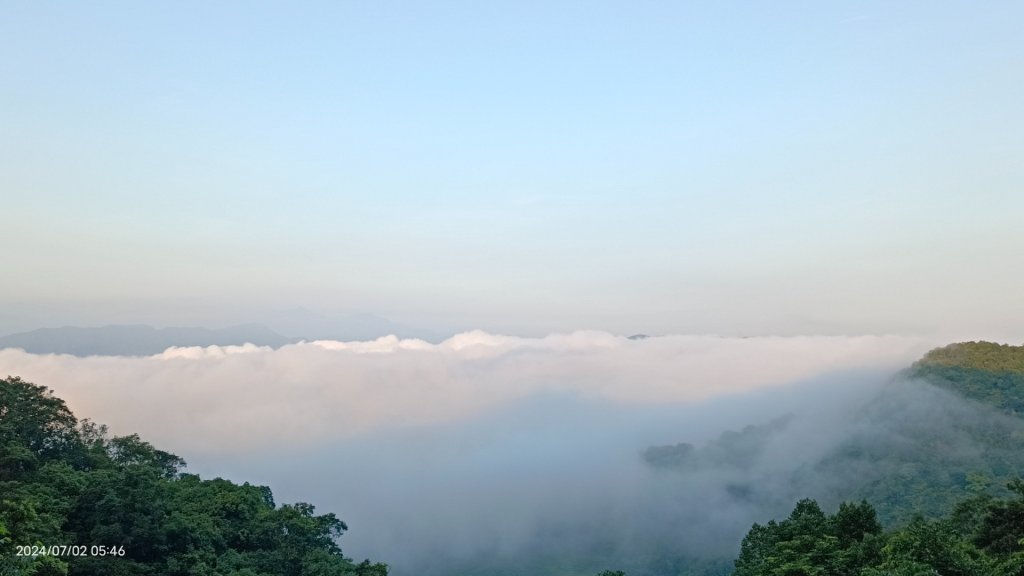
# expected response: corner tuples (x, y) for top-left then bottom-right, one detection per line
(731, 342), (1024, 575)
(644, 342), (1024, 530)
(733, 481), (1024, 576)
(0, 376), (387, 576)
(616, 341), (1024, 576)
(908, 341), (1024, 415)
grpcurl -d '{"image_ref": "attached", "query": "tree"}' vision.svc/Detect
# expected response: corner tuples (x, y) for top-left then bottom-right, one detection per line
(974, 480), (1024, 557)
(0, 376), (81, 480)
(872, 516), (990, 576)
(0, 376), (388, 576)
(735, 499), (884, 576)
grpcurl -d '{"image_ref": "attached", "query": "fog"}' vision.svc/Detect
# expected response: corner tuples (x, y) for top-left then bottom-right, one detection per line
(244, 370), (905, 574)
(0, 332), (942, 574)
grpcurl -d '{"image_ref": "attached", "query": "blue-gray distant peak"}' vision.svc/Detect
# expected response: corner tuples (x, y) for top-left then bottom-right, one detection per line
(0, 324), (291, 357)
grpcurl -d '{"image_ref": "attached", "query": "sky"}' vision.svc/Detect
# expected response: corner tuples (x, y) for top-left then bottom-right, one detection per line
(2, 1), (1022, 337)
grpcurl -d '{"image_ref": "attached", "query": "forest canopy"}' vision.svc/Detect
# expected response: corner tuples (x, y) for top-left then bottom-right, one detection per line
(909, 341), (1024, 415)
(0, 375), (387, 576)
(733, 482), (1024, 576)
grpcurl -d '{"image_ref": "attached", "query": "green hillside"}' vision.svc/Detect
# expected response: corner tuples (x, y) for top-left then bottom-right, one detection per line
(908, 341), (1024, 415)
(733, 483), (1024, 576)
(0, 376), (387, 576)
(729, 340), (1024, 576)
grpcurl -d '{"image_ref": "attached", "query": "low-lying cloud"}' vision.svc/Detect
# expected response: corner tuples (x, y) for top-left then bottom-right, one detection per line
(2, 332), (949, 575)
(0, 332), (929, 457)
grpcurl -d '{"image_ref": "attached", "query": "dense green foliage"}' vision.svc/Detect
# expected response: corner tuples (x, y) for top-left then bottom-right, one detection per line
(727, 340), (1024, 576)
(645, 383), (1024, 527)
(734, 482), (1024, 576)
(811, 381), (1024, 525)
(0, 376), (387, 576)
(909, 341), (1024, 415)
(913, 341), (1024, 374)
(734, 499), (883, 576)
(633, 341), (1024, 576)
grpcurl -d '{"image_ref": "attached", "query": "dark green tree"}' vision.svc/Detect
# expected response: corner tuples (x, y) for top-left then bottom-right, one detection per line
(0, 376), (387, 576)
(735, 499), (884, 576)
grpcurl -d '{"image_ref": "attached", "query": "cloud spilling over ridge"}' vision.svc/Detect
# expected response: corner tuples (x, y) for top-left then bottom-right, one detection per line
(0, 332), (930, 457)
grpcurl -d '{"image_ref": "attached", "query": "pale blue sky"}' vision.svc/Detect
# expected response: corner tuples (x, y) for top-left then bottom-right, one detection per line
(2, 1), (1022, 336)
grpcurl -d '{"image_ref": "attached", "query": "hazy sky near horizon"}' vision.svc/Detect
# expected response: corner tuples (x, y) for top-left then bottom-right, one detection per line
(2, 1), (1022, 336)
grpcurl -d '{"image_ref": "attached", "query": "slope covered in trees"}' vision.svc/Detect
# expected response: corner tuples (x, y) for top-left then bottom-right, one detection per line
(644, 379), (1024, 529)
(728, 340), (1024, 576)
(627, 341), (1024, 575)
(908, 341), (1024, 415)
(647, 342), (1024, 523)
(734, 481), (1024, 576)
(0, 376), (387, 576)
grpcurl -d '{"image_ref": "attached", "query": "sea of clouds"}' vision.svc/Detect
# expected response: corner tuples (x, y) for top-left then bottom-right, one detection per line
(0, 331), (930, 456)
(0, 332), (938, 573)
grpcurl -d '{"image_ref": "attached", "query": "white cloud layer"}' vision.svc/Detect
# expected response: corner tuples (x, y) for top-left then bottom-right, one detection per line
(0, 332), (931, 458)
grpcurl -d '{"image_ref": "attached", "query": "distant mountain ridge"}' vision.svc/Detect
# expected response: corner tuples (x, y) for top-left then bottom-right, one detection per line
(261, 308), (445, 343)
(0, 311), (449, 356)
(0, 324), (293, 356)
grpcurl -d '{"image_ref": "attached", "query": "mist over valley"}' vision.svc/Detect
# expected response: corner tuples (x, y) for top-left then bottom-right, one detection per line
(8, 333), (1024, 574)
